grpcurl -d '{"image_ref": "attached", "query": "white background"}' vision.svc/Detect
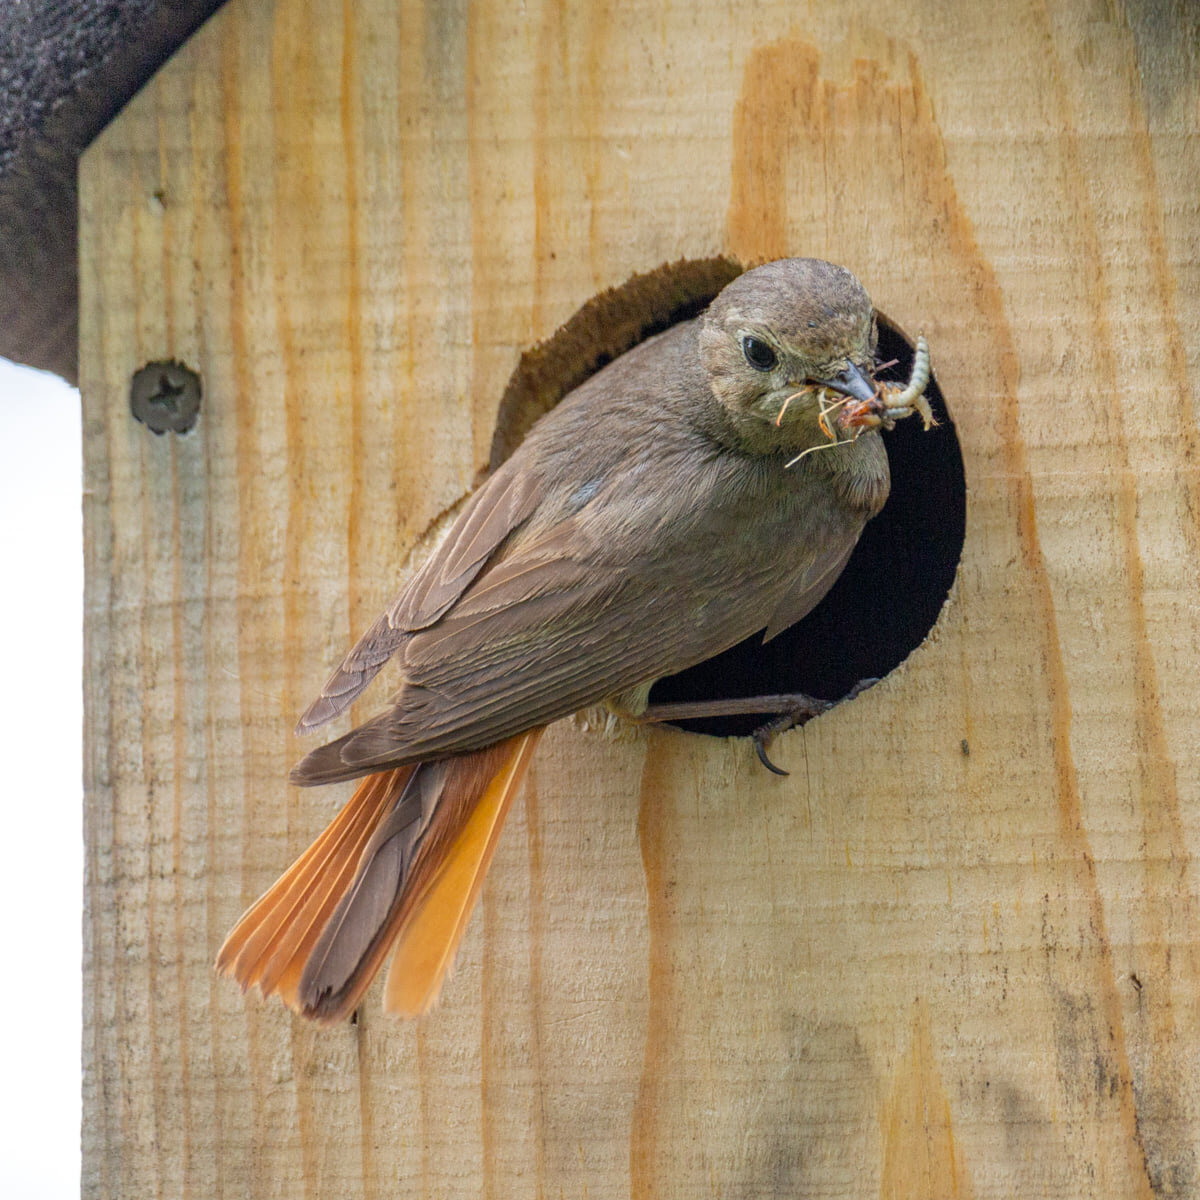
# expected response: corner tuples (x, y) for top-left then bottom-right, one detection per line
(0, 358), (83, 1199)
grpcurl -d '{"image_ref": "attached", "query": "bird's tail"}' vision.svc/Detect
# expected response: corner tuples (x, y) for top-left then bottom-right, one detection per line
(216, 729), (543, 1023)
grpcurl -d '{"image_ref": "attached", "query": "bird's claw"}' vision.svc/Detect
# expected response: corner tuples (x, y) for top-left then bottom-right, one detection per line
(750, 678), (882, 775)
(754, 733), (792, 776)
(751, 698), (832, 775)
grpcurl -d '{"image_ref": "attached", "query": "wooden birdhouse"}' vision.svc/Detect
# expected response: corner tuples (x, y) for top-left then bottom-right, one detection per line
(73, 1), (1200, 1195)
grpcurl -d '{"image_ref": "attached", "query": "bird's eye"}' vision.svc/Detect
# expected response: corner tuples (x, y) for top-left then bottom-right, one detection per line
(741, 336), (777, 372)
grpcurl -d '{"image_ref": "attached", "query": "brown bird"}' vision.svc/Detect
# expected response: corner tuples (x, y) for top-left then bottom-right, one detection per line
(216, 257), (932, 1023)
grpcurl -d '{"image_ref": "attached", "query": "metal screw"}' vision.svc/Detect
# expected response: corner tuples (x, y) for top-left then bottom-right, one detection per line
(130, 361), (201, 435)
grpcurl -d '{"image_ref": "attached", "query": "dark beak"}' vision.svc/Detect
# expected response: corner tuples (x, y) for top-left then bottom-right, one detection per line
(817, 362), (876, 404)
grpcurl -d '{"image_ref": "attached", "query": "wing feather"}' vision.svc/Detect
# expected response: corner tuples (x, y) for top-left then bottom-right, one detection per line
(762, 532), (859, 642)
(291, 557), (775, 783)
(296, 461), (543, 732)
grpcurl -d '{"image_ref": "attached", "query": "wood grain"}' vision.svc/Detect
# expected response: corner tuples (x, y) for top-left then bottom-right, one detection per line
(80, 1), (1200, 1196)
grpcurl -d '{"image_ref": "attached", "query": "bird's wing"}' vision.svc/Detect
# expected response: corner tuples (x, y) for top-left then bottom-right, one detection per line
(290, 469), (864, 785)
(761, 531), (859, 642)
(296, 459), (544, 732)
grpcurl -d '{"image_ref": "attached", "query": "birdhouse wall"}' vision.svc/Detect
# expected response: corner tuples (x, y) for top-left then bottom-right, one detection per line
(80, 1), (1200, 1196)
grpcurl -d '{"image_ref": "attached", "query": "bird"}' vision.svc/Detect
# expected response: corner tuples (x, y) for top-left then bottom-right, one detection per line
(216, 257), (933, 1024)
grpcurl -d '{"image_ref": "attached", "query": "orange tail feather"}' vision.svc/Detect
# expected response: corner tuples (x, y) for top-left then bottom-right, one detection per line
(215, 767), (412, 1002)
(216, 729), (543, 1023)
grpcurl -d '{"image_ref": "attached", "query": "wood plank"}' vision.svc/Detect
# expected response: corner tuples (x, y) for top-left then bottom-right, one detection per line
(80, 1), (1200, 1195)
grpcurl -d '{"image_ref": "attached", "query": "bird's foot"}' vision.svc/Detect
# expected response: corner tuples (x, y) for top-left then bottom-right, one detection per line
(636, 681), (880, 776)
(750, 678), (880, 775)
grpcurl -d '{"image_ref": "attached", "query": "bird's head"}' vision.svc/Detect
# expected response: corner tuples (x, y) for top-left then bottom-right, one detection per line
(698, 258), (879, 458)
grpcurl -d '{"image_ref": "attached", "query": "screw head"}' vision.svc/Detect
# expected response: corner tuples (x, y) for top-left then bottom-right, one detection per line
(130, 361), (201, 435)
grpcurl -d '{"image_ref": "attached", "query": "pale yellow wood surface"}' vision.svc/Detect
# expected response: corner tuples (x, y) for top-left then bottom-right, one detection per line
(80, 1), (1200, 1196)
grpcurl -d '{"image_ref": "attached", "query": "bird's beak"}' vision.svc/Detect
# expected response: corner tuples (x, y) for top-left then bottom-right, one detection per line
(816, 362), (877, 404)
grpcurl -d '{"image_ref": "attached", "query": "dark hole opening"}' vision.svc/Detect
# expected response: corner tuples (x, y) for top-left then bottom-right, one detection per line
(491, 262), (967, 739)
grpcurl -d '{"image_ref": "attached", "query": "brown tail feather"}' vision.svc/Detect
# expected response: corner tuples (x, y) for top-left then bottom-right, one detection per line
(216, 730), (543, 1023)
(383, 730), (541, 1017)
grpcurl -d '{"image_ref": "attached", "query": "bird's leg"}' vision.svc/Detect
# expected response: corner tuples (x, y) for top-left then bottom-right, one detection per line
(634, 680), (880, 775)
(635, 693), (830, 776)
(635, 692), (833, 726)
